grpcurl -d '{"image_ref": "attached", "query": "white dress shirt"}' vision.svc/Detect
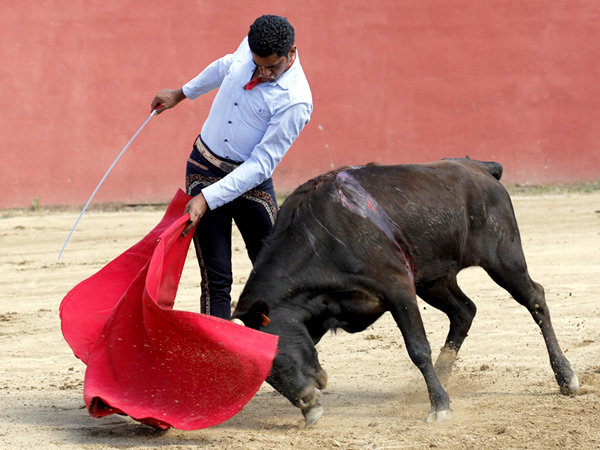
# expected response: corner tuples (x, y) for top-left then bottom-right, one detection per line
(182, 37), (313, 210)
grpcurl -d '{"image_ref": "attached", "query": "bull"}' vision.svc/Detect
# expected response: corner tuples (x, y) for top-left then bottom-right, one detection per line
(231, 158), (579, 426)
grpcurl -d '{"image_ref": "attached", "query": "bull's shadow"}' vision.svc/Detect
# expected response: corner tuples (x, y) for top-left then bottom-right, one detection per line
(232, 158), (580, 427)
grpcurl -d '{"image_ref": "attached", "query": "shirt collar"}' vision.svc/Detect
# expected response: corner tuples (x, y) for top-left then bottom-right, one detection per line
(271, 51), (300, 90)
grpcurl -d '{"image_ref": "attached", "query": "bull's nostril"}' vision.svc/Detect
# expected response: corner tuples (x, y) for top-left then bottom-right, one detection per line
(295, 386), (320, 409)
(297, 398), (309, 408)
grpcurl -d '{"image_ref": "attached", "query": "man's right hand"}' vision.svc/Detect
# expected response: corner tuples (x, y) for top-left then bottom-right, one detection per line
(182, 193), (208, 237)
(151, 88), (187, 114)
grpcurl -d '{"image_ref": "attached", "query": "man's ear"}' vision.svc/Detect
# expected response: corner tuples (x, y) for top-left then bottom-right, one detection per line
(288, 45), (297, 59)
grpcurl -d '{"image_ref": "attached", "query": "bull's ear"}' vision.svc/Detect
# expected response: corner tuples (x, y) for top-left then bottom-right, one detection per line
(248, 299), (271, 328)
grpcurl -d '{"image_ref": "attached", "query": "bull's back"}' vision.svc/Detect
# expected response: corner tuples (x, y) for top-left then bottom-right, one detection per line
(322, 159), (512, 279)
(348, 159), (506, 223)
(350, 159), (503, 199)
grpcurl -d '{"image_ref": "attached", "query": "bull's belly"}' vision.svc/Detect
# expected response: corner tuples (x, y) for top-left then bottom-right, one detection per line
(335, 298), (387, 333)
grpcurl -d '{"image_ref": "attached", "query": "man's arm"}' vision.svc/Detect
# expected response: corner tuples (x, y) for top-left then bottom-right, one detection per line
(150, 50), (236, 114)
(201, 101), (313, 210)
(151, 88), (187, 114)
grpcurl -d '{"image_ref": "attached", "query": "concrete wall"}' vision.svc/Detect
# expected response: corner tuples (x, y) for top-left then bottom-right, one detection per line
(2, 1), (599, 209)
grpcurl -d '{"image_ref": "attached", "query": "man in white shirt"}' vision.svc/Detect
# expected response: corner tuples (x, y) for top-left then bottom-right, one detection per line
(151, 15), (313, 319)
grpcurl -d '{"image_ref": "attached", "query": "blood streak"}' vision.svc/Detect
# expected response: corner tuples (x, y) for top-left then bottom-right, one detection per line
(335, 171), (414, 282)
(366, 198), (378, 215)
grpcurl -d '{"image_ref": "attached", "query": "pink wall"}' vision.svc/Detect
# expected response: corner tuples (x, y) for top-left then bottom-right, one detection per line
(2, 1), (599, 209)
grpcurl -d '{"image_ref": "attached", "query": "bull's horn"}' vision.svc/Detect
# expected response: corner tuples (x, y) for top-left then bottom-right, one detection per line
(231, 318), (245, 326)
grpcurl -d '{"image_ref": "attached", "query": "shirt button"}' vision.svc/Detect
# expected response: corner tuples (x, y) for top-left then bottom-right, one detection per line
(228, 121), (232, 124)
(234, 102), (238, 106)
(224, 139), (228, 142)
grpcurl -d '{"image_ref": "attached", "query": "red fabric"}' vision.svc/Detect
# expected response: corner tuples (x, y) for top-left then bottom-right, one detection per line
(243, 76), (265, 91)
(60, 189), (278, 430)
(243, 54), (296, 90)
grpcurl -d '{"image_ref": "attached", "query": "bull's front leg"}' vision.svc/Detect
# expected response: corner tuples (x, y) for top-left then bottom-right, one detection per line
(266, 335), (328, 427)
(387, 282), (453, 423)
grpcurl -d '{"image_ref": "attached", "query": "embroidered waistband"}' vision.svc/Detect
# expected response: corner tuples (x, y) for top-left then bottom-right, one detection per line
(194, 136), (241, 174)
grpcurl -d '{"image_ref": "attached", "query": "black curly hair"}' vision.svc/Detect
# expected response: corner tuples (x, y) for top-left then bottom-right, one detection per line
(248, 15), (295, 58)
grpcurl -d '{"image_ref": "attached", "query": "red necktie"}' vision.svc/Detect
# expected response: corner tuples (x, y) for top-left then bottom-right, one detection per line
(243, 77), (265, 91)
(244, 54), (296, 91)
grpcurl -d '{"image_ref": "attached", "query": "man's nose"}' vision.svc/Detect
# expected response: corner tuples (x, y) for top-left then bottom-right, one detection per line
(260, 68), (273, 79)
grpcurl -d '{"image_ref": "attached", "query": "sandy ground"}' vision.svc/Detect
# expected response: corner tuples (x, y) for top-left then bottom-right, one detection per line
(1, 191), (599, 450)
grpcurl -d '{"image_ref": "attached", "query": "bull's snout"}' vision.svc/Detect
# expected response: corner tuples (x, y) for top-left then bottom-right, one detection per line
(296, 386), (320, 409)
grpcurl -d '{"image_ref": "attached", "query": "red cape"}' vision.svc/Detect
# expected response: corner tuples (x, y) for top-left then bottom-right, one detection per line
(60, 189), (278, 430)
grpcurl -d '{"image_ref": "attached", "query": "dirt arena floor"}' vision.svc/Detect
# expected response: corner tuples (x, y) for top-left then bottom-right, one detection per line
(1, 191), (599, 450)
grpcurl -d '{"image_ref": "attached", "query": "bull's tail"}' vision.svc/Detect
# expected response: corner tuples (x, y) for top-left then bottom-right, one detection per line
(445, 157), (504, 181)
(480, 161), (503, 180)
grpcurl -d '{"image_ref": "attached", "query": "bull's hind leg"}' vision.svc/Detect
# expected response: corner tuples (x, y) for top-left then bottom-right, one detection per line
(417, 275), (477, 382)
(484, 254), (579, 394)
(385, 279), (453, 423)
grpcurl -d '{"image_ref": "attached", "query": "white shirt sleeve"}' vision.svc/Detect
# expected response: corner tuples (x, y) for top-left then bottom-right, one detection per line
(182, 53), (235, 100)
(201, 101), (312, 210)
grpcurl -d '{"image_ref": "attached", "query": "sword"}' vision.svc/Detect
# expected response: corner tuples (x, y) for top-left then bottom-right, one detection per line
(57, 107), (161, 262)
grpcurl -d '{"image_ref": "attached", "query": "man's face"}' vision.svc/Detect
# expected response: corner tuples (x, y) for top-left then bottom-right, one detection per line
(252, 45), (296, 82)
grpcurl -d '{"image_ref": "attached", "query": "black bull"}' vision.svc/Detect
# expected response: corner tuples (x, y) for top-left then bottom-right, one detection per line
(232, 158), (579, 426)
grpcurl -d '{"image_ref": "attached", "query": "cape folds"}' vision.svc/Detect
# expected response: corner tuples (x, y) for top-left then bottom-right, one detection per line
(60, 189), (278, 430)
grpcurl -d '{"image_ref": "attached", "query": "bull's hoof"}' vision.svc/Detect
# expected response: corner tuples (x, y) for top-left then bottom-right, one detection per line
(302, 404), (323, 427)
(426, 408), (453, 424)
(559, 373), (580, 396)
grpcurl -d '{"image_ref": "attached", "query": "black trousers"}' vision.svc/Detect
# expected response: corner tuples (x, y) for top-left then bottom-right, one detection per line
(185, 137), (278, 319)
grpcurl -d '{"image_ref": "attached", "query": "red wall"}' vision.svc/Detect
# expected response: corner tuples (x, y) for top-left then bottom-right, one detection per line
(2, 1), (599, 209)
